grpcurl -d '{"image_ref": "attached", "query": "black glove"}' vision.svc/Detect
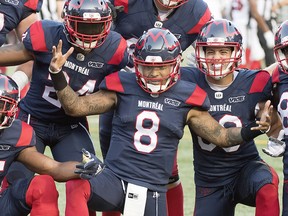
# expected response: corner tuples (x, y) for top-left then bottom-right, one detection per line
(106, 1), (124, 22)
(74, 149), (105, 180)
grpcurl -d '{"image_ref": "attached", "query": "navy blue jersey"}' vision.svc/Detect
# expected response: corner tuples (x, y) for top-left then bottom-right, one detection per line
(0, 0), (42, 46)
(100, 71), (210, 192)
(0, 119), (35, 183)
(111, 0), (211, 51)
(20, 20), (129, 123)
(272, 66), (288, 136)
(181, 67), (272, 187)
(272, 66), (288, 130)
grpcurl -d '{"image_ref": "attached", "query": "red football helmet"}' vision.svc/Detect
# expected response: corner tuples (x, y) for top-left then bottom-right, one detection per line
(63, 0), (112, 50)
(274, 20), (288, 73)
(0, 74), (19, 129)
(154, 0), (188, 9)
(133, 27), (182, 94)
(195, 19), (243, 80)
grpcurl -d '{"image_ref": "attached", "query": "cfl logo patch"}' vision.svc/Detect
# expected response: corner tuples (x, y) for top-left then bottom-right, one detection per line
(128, 193), (139, 199)
(154, 21), (163, 28)
(215, 92), (223, 99)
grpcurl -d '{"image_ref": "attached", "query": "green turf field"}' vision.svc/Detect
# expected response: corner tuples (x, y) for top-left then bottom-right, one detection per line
(51, 116), (284, 216)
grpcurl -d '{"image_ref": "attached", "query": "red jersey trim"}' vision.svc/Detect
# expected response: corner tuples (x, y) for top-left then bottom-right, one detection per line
(105, 72), (125, 92)
(24, 0), (39, 11)
(108, 37), (127, 65)
(272, 67), (280, 84)
(186, 85), (207, 106)
(188, 8), (212, 34)
(30, 21), (48, 52)
(114, 0), (129, 13)
(249, 71), (270, 94)
(16, 122), (34, 147)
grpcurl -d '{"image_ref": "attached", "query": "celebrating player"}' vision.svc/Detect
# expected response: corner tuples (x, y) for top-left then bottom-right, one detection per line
(181, 19), (280, 216)
(49, 27), (272, 216)
(101, 0), (212, 214)
(270, 20), (288, 216)
(0, 1), (129, 215)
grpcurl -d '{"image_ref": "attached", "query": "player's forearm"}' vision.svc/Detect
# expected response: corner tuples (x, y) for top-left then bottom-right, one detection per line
(55, 85), (84, 116)
(0, 43), (33, 66)
(52, 162), (79, 182)
(50, 71), (116, 116)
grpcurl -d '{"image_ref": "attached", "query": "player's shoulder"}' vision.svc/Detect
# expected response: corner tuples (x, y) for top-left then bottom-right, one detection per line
(238, 68), (271, 81)
(105, 30), (127, 46)
(180, 66), (202, 83)
(23, 20), (64, 51)
(101, 71), (140, 93)
(23, 0), (43, 12)
(112, 0), (142, 12)
(1, 119), (35, 148)
(178, 0), (208, 14)
(272, 65), (288, 84)
(236, 68), (272, 93)
(173, 78), (209, 108)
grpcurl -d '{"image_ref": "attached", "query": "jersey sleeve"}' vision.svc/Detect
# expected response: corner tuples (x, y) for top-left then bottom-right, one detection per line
(16, 122), (36, 147)
(186, 1), (212, 35)
(107, 34), (129, 69)
(99, 71), (125, 93)
(248, 70), (272, 98)
(22, 0), (43, 20)
(185, 84), (210, 111)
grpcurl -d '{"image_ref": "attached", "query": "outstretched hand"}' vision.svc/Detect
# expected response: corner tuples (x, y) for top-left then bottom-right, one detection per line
(49, 40), (74, 73)
(251, 100), (273, 133)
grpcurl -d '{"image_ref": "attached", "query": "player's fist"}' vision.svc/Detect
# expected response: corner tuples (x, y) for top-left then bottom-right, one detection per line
(75, 149), (105, 180)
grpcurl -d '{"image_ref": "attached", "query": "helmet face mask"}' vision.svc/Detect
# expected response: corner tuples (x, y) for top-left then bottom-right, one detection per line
(154, 0), (188, 9)
(195, 19), (243, 80)
(63, 0), (112, 50)
(0, 75), (19, 130)
(133, 28), (182, 95)
(274, 21), (288, 73)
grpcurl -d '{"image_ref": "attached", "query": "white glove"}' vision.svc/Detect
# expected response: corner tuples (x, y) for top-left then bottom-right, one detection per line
(263, 31), (275, 49)
(262, 129), (286, 157)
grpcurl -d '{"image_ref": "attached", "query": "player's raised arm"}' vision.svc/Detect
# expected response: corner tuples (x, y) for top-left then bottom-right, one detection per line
(49, 40), (117, 116)
(187, 100), (273, 148)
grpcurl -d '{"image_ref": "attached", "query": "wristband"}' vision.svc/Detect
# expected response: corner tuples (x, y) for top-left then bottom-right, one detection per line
(48, 66), (62, 74)
(11, 71), (29, 90)
(50, 71), (67, 91)
(241, 121), (265, 142)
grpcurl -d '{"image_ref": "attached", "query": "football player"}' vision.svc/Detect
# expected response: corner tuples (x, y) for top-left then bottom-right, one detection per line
(0, 74), (79, 216)
(101, 0), (212, 215)
(49, 27), (271, 216)
(181, 19), (280, 216)
(270, 20), (288, 216)
(0, 1), (129, 215)
(0, 0), (43, 97)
